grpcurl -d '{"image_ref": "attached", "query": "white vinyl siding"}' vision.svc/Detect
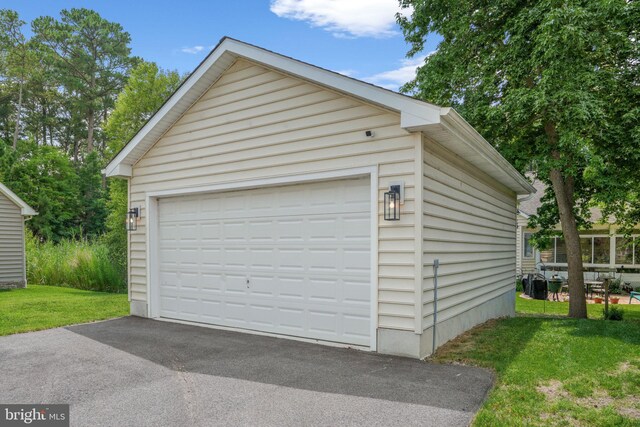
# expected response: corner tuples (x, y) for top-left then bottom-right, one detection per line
(129, 59), (419, 331)
(421, 138), (516, 333)
(0, 191), (25, 284)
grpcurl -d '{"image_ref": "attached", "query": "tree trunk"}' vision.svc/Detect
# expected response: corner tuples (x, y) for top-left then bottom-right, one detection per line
(12, 79), (23, 150)
(86, 69), (97, 153)
(42, 105), (47, 145)
(73, 139), (80, 163)
(545, 122), (587, 318)
(87, 108), (95, 153)
(549, 169), (587, 318)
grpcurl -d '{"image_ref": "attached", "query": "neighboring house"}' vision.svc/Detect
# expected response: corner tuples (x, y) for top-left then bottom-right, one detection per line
(516, 179), (546, 275)
(0, 182), (37, 289)
(516, 178), (640, 284)
(105, 38), (534, 359)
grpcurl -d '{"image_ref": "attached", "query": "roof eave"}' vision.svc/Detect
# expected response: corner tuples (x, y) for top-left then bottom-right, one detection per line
(405, 108), (535, 196)
(0, 182), (38, 216)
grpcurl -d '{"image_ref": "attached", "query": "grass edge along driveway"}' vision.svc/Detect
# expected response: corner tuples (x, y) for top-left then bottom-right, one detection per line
(433, 315), (640, 426)
(0, 285), (128, 336)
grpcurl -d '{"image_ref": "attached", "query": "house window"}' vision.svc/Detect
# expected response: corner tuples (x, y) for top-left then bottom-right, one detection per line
(555, 238), (567, 263)
(580, 237), (592, 263)
(593, 237), (610, 264)
(544, 235), (612, 264)
(523, 233), (534, 258)
(540, 247), (553, 263)
(616, 236), (636, 265)
(540, 237), (565, 263)
(616, 237), (633, 264)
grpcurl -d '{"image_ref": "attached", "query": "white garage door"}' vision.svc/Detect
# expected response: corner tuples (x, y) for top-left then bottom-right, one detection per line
(157, 176), (372, 346)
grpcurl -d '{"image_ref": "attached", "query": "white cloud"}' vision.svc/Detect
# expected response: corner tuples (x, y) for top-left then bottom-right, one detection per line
(181, 45), (206, 54)
(270, 0), (411, 38)
(363, 55), (428, 91)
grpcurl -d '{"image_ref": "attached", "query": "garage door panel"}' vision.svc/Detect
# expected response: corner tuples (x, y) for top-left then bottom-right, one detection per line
(343, 279), (372, 304)
(344, 215), (371, 240)
(201, 225), (222, 242)
(201, 273), (223, 292)
(308, 310), (338, 334)
(224, 274), (248, 294)
(343, 249), (370, 273)
(249, 304), (277, 327)
(343, 314), (370, 340)
(157, 177), (371, 346)
(224, 301), (248, 324)
(308, 278), (338, 302)
(201, 300), (223, 321)
(250, 275), (278, 296)
(278, 277), (305, 299)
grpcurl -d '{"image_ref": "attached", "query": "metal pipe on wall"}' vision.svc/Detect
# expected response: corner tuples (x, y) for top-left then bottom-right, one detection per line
(432, 258), (439, 354)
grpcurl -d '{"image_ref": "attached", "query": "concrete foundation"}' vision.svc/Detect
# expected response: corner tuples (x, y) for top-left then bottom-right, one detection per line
(378, 289), (515, 359)
(0, 280), (26, 290)
(423, 289), (516, 357)
(130, 300), (148, 317)
(376, 328), (424, 359)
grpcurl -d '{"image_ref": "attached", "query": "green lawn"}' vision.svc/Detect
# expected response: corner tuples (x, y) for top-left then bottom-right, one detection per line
(0, 285), (128, 336)
(434, 306), (640, 426)
(516, 296), (640, 321)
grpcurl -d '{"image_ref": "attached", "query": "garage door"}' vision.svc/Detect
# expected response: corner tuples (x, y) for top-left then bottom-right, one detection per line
(157, 176), (372, 346)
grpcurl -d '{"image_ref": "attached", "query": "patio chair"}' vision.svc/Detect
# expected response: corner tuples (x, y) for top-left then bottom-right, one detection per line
(629, 291), (640, 304)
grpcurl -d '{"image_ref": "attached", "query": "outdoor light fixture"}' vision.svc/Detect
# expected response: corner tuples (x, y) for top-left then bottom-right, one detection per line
(384, 184), (401, 221)
(126, 207), (139, 232)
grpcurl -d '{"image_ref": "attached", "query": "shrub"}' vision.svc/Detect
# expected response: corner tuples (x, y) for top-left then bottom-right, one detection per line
(26, 232), (126, 293)
(608, 277), (622, 294)
(603, 305), (624, 321)
(516, 278), (524, 292)
(103, 179), (128, 279)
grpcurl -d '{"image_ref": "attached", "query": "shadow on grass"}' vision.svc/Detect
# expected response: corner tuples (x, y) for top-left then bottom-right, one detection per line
(554, 317), (640, 345)
(433, 316), (544, 375)
(435, 316), (640, 426)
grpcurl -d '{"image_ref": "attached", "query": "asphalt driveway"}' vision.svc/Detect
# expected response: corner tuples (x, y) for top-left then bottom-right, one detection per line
(0, 317), (494, 426)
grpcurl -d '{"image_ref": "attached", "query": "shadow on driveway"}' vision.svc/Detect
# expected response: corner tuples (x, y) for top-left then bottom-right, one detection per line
(66, 317), (493, 414)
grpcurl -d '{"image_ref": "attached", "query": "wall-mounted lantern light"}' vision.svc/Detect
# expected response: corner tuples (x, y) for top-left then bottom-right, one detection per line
(126, 207), (139, 232)
(384, 183), (403, 221)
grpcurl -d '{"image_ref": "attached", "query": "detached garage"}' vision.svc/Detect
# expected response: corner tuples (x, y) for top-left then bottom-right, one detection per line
(105, 38), (534, 358)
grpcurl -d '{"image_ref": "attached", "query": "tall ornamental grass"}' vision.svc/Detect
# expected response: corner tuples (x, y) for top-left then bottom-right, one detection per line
(26, 233), (126, 293)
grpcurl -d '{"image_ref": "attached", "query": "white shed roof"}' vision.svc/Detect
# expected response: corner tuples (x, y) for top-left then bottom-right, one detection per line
(104, 37), (534, 195)
(0, 182), (37, 216)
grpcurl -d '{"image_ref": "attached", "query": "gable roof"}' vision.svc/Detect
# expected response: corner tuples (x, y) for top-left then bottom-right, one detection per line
(517, 177), (607, 223)
(104, 37), (534, 195)
(518, 178), (546, 217)
(0, 182), (37, 216)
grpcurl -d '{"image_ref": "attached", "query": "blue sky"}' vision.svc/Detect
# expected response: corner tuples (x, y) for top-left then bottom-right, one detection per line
(10, 0), (441, 91)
